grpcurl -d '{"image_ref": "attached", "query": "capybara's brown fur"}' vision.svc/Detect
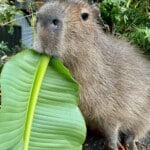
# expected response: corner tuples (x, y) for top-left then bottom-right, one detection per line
(33, 1), (150, 149)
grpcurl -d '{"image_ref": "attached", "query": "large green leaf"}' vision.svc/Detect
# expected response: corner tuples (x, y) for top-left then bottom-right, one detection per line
(0, 49), (86, 150)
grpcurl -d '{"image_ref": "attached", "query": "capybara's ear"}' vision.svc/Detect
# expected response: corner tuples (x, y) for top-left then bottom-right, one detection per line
(91, 3), (100, 19)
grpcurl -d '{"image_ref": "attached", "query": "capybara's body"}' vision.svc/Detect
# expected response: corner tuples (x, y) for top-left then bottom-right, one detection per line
(34, 1), (150, 149)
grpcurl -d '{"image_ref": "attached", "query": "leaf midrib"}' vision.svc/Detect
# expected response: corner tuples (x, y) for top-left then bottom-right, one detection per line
(23, 55), (50, 150)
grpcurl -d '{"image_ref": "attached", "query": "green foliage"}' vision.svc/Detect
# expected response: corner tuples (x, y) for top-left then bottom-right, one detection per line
(0, 49), (86, 149)
(0, 0), (23, 45)
(100, 0), (150, 52)
(126, 27), (150, 53)
(0, 41), (10, 55)
(0, 0), (17, 25)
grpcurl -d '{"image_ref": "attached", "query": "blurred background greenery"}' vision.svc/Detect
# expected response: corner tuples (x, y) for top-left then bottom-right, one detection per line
(88, 0), (150, 53)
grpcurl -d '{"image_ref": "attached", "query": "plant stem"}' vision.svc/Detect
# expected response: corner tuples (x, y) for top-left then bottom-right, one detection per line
(23, 54), (50, 150)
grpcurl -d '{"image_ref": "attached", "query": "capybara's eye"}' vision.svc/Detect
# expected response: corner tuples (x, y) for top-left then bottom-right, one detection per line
(81, 13), (89, 21)
(52, 19), (59, 26)
(50, 17), (61, 30)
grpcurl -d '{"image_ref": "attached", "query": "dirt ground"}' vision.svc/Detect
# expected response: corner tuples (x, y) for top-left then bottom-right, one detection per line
(83, 129), (150, 150)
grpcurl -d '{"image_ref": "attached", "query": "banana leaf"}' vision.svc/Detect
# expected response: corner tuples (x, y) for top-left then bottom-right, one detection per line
(0, 49), (86, 150)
